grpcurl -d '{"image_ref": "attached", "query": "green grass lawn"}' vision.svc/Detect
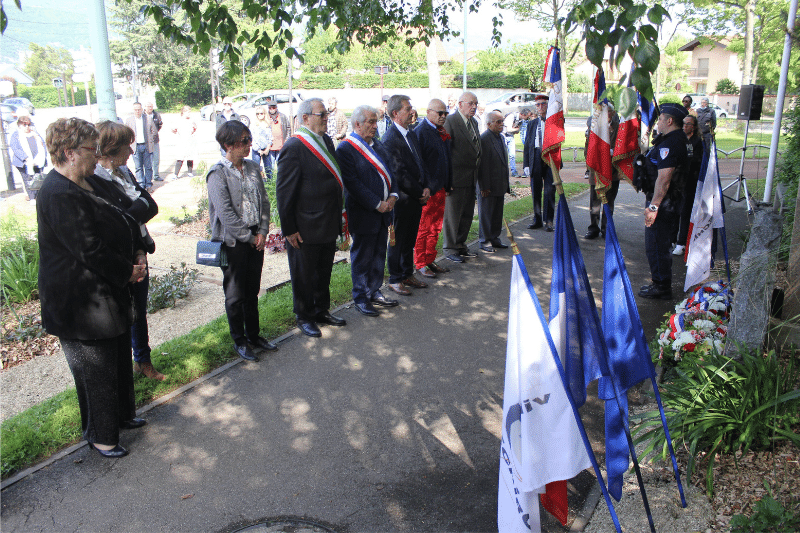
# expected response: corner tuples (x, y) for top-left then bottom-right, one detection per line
(0, 184), (590, 480)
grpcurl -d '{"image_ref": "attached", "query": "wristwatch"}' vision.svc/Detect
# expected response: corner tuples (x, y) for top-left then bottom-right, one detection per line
(648, 204), (659, 212)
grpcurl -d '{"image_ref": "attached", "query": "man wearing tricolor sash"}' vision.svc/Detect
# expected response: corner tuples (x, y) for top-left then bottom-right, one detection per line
(277, 98), (348, 338)
(336, 106), (401, 316)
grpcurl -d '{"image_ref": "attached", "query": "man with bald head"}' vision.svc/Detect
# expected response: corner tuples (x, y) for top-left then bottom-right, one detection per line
(414, 98), (453, 278)
(442, 91), (481, 263)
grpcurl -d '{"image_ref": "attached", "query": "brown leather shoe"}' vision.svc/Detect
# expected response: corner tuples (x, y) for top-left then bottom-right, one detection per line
(134, 361), (166, 381)
(388, 282), (411, 295)
(403, 276), (428, 288)
(428, 262), (450, 273)
(418, 266), (436, 278)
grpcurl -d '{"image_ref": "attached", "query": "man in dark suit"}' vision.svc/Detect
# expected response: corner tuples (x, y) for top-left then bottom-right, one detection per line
(478, 111), (511, 252)
(381, 94), (431, 296)
(336, 105), (400, 316)
(414, 98), (453, 278)
(523, 94), (556, 231)
(277, 97), (347, 337)
(442, 91), (481, 263)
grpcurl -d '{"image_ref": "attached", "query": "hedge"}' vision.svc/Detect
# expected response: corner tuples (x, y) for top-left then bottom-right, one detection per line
(18, 84), (96, 107)
(227, 71), (530, 92)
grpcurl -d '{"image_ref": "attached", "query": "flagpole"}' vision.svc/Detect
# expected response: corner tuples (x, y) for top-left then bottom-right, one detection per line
(504, 218), (624, 533)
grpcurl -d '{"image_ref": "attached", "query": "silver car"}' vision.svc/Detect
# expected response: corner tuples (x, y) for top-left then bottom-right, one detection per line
(485, 92), (546, 116)
(237, 91), (305, 127)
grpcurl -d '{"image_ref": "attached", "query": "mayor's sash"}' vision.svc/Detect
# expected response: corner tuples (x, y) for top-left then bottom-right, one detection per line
(343, 133), (392, 193)
(294, 127), (343, 190)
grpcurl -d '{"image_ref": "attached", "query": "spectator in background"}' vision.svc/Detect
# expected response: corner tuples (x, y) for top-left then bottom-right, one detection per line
(215, 97), (241, 131)
(125, 102), (158, 190)
(476, 104), (487, 134)
(408, 107), (421, 130)
(326, 97), (348, 146)
(518, 108), (533, 147)
(672, 114), (705, 256)
(145, 102), (163, 181)
(9, 110), (48, 200)
(250, 105), (273, 175)
(682, 95), (698, 118)
(266, 98), (290, 180)
(377, 95), (391, 140)
(696, 97), (716, 151)
(502, 110), (521, 177)
(169, 105), (197, 179)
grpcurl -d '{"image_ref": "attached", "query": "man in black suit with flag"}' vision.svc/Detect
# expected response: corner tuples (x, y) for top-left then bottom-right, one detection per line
(380, 94), (431, 296)
(523, 94), (556, 231)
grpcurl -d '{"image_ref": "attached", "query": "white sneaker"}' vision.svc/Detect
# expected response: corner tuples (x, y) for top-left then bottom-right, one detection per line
(166, 173), (177, 181)
(672, 245), (685, 256)
(187, 172), (194, 177)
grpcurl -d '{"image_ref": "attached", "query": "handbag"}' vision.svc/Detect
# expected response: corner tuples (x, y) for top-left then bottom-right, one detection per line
(196, 240), (227, 267)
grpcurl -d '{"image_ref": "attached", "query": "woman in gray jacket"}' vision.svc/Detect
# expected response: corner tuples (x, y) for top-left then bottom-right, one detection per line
(207, 121), (278, 361)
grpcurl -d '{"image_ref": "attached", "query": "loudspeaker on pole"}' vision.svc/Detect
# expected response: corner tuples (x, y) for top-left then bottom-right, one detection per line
(737, 84), (765, 120)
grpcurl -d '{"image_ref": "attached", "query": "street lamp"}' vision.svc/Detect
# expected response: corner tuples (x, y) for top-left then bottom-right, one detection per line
(374, 66), (388, 100)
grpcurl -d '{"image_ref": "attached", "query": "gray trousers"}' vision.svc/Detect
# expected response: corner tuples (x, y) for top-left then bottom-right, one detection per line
(442, 184), (476, 254)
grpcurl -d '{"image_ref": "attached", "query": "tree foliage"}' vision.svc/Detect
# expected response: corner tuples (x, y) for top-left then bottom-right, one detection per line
(302, 27), (426, 74)
(565, 0), (669, 115)
(715, 78), (739, 94)
(23, 43), (74, 86)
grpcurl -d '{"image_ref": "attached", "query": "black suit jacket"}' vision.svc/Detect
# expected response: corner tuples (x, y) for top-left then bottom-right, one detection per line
(276, 134), (343, 244)
(443, 112), (481, 188)
(37, 171), (138, 340)
(478, 131), (511, 197)
(381, 123), (429, 203)
(415, 119), (453, 194)
(523, 118), (562, 178)
(336, 137), (398, 235)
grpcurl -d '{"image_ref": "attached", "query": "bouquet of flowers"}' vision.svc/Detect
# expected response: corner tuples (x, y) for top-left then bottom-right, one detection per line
(654, 281), (733, 369)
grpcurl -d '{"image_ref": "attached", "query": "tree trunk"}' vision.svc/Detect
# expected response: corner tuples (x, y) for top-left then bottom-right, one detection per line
(426, 39), (442, 100)
(743, 0), (755, 84)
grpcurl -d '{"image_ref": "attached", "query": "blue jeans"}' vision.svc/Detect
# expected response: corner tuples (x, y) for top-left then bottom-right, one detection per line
(505, 135), (517, 176)
(266, 150), (280, 180)
(133, 143), (153, 188)
(130, 274), (151, 364)
(152, 142), (161, 178)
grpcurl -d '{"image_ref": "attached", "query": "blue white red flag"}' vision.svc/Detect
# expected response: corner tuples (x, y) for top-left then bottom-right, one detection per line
(637, 92), (658, 131)
(498, 255), (591, 532)
(542, 46), (565, 168)
(613, 106), (640, 182)
(587, 68), (613, 188)
(600, 208), (655, 500)
(684, 140), (726, 291)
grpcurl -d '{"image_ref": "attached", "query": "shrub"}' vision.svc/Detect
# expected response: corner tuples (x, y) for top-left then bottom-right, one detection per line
(633, 348), (800, 497)
(730, 491), (800, 532)
(147, 263), (199, 314)
(716, 78), (740, 95)
(0, 214), (39, 304)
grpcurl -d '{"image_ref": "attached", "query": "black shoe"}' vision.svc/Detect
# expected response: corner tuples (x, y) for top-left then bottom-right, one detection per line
(600, 230), (605, 238)
(355, 302), (379, 316)
(250, 336), (278, 351)
(297, 320), (322, 337)
(235, 343), (258, 361)
(480, 244), (495, 253)
(427, 262), (450, 273)
(492, 241), (509, 249)
(88, 442), (129, 458)
(545, 223), (554, 232)
(371, 292), (399, 307)
(528, 220), (543, 229)
(316, 311), (347, 326)
(445, 253), (465, 263)
(638, 284), (673, 300)
(460, 250), (478, 258)
(154, 176), (163, 181)
(120, 418), (147, 430)
(583, 228), (600, 240)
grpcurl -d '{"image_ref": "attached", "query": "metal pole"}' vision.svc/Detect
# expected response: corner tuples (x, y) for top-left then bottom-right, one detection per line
(84, 80), (92, 122)
(462, 7), (468, 92)
(87, 0), (116, 121)
(763, 0), (798, 203)
(0, 117), (15, 191)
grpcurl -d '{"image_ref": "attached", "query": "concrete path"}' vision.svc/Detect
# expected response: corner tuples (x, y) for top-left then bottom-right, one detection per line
(0, 165), (753, 532)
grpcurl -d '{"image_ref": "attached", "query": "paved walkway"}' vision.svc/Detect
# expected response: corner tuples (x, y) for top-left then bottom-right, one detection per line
(1, 161), (755, 531)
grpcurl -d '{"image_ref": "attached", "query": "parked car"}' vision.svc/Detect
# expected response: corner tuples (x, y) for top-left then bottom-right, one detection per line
(237, 91), (305, 127)
(692, 101), (728, 118)
(1, 103), (18, 124)
(485, 92), (546, 117)
(200, 92), (260, 121)
(3, 97), (35, 115)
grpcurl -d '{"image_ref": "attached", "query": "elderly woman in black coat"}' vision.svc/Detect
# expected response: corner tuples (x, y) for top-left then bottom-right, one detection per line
(38, 118), (147, 458)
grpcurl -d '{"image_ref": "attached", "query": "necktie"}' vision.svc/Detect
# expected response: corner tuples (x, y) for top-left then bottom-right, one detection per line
(538, 121), (543, 148)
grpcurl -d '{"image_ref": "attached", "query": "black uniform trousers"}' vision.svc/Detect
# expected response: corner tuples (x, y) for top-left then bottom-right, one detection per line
(387, 197), (422, 284)
(645, 201), (678, 288)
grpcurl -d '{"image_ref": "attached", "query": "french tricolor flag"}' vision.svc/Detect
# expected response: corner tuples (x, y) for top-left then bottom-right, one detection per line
(586, 68), (613, 189)
(542, 47), (564, 168)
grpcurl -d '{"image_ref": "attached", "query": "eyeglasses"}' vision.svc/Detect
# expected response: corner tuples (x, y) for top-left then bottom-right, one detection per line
(268, 105), (278, 109)
(309, 112), (329, 118)
(535, 102), (548, 106)
(18, 121), (31, 126)
(236, 136), (253, 145)
(78, 145), (99, 156)
(431, 110), (447, 116)
(256, 113), (265, 116)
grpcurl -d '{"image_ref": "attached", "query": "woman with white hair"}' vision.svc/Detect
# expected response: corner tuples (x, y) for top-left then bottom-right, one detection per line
(9, 109), (48, 200)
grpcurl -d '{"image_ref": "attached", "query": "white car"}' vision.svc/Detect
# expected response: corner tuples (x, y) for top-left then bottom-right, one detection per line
(485, 92), (546, 116)
(692, 102), (728, 119)
(200, 92), (259, 121)
(237, 91), (305, 127)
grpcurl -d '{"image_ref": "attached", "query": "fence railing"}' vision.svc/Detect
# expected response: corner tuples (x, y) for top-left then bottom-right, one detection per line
(516, 145), (780, 162)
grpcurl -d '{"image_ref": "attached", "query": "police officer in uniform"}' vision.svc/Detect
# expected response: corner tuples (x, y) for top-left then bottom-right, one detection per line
(639, 103), (689, 300)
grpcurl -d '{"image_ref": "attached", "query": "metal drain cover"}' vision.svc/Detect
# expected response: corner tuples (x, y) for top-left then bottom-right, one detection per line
(232, 517), (337, 533)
